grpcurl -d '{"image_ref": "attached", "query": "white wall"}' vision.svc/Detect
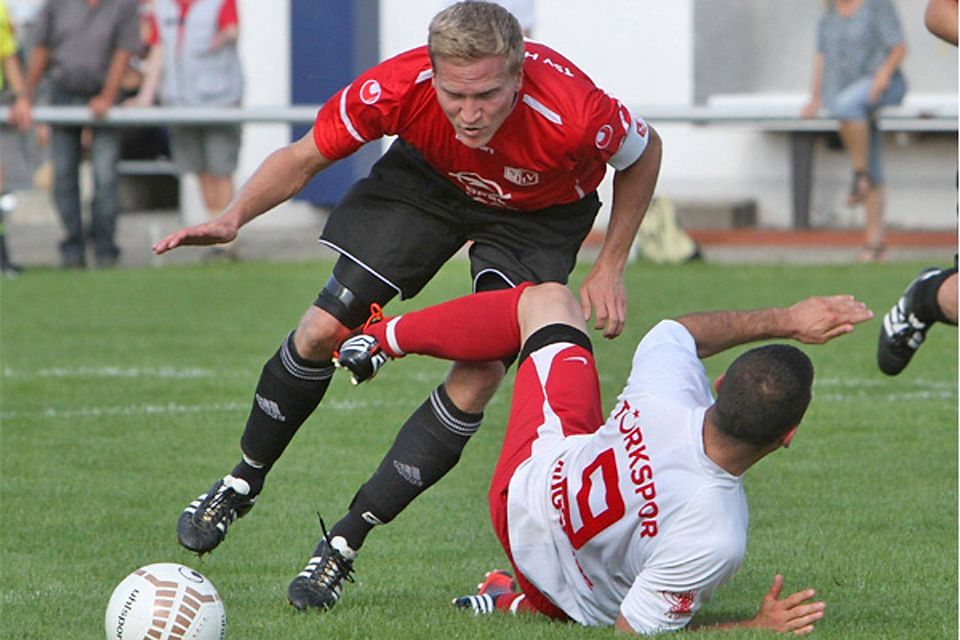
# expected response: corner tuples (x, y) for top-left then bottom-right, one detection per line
(235, 0), (957, 230)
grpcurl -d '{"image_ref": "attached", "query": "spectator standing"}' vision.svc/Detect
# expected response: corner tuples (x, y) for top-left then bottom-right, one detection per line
(0, 0), (31, 275)
(24, 0), (141, 269)
(801, 0), (907, 263)
(132, 0), (244, 260)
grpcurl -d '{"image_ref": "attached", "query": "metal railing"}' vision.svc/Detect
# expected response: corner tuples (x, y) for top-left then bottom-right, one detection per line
(1, 101), (956, 131)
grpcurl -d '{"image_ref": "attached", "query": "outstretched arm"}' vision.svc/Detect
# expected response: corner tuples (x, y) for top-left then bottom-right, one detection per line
(153, 130), (332, 254)
(676, 295), (873, 359)
(613, 575), (824, 636)
(687, 575), (826, 635)
(579, 127), (662, 339)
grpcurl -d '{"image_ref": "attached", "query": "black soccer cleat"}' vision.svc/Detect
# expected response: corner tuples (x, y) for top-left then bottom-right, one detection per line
(877, 267), (942, 376)
(335, 334), (391, 385)
(177, 476), (256, 554)
(287, 535), (356, 611)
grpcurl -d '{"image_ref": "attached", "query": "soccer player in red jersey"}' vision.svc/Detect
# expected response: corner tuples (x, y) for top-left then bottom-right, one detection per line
(152, 2), (661, 611)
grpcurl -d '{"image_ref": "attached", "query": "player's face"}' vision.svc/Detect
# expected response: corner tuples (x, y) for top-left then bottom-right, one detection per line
(433, 55), (522, 149)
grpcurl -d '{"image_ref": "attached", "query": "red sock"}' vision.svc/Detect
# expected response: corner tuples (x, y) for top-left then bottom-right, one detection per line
(495, 592), (539, 615)
(366, 283), (532, 361)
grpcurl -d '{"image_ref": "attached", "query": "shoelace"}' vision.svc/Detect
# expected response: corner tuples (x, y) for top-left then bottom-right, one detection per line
(362, 303), (384, 332)
(199, 484), (242, 526)
(307, 514), (355, 588)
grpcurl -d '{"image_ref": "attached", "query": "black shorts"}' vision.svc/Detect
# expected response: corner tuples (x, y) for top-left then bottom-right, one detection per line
(318, 139), (601, 301)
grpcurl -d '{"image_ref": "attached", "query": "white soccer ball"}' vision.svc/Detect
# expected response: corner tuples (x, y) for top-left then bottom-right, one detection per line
(105, 563), (226, 640)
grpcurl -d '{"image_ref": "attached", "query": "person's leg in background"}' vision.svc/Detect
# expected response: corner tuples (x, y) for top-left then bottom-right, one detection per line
(0, 161), (21, 276)
(830, 73), (907, 262)
(198, 125), (241, 260)
(89, 125), (122, 267)
(50, 122), (85, 268)
(861, 71), (907, 262)
(860, 120), (886, 261)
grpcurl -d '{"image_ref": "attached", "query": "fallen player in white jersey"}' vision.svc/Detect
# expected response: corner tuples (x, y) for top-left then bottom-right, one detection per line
(336, 282), (872, 634)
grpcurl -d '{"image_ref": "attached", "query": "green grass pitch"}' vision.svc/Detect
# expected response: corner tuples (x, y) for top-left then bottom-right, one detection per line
(1, 257), (956, 639)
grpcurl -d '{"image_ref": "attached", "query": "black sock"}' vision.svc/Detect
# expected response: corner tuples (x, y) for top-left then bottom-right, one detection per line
(914, 268), (957, 325)
(330, 384), (483, 550)
(236, 332), (335, 491)
(230, 457), (268, 497)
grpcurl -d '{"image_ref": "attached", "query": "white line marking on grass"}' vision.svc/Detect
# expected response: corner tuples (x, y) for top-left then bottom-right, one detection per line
(816, 377), (955, 391)
(816, 390), (957, 403)
(2, 397), (417, 421)
(8, 401), (248, 420)
(814, 377), (957, 402)
(3, 366), (215, 379)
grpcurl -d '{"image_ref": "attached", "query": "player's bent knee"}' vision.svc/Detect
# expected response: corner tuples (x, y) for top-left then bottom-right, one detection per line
(519, 283), (585, 337)
(444, 360), (506, 413)
(314, 273), (377, 330)
(294, 307), (352, 360)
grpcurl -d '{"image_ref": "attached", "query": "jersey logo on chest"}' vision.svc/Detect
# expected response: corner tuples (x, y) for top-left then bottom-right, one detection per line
(503, 166), (540, 187)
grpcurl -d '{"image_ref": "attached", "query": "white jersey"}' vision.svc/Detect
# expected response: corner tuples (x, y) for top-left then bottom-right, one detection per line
(506, 320), (748, 633)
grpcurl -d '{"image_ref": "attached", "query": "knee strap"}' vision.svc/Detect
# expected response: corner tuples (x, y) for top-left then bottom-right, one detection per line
(314, 274), (371, 329)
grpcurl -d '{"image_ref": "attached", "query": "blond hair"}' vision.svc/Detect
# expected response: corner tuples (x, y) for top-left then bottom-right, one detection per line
(428, 2), (525, 75)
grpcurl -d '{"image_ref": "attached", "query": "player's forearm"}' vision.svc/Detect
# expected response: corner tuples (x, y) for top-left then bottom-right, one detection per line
(808, 54), (824, 101)
(99, 49), (132, 103)
(219, 134), (332, 230)
(676, 307), (790, 359)
(597, 128), (662, 273)
(926, 0), (958, 44)
(24, 46), (49, 99)
(2, 54), (27, 96)
(876, 43), (906, 79)
(134, 45), (163, 104)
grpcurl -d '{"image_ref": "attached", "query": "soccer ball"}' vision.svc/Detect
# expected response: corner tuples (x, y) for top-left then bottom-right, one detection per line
(105, 563), (226, 640)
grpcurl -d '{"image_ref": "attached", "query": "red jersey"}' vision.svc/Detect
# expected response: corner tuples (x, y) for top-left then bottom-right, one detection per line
(313, 43), (650, 211)
(147, 0), (239, 46)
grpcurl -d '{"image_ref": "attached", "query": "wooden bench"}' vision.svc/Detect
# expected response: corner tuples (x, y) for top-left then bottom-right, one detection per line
(641, 93), (958, 227)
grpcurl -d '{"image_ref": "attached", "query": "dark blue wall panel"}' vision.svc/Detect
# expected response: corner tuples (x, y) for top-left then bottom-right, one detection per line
(291, 0), (380, 208)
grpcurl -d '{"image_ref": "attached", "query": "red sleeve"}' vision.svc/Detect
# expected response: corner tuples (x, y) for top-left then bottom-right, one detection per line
(312, 48), (428, 161)
(580, 89), (649, 171)
(218, 0), (238, 30)
(146, 13), (159, 46)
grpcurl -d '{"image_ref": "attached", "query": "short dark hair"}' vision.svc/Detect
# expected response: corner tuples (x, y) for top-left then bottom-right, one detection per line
(714, 344), (814, 447)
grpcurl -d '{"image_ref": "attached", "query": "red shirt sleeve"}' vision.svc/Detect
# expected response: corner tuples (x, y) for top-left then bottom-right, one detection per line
(218, 0), (238, 31)
(312, 48), (428, 161)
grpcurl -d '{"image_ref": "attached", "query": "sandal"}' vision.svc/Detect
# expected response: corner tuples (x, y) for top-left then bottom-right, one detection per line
(857, 243), (887, 263)
(847, 170), (872, 205)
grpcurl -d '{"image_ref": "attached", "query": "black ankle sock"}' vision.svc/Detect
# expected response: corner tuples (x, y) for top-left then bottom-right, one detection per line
(230, 459), (268, 496)
(330, 385), (483, 551)
(328, 509), (374, 552)
(914, 268), (956, 325)
(240, 332), (335, 469)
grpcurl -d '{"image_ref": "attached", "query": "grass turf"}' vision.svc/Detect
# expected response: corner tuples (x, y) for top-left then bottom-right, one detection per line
(1, 257), (956, 639)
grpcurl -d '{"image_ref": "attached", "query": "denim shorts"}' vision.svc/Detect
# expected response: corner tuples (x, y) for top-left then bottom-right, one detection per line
(826, 71), (907, 184)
